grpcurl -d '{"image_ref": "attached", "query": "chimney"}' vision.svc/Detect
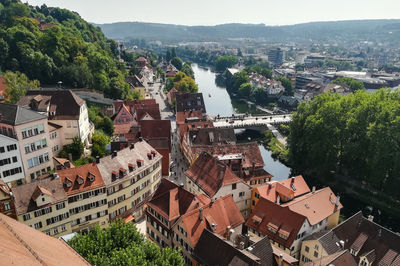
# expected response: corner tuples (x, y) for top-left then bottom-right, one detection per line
(276, 195), (280, 205)
(368, 215), (374, 222)
(199, 208), (203, 221)
(239, 242), (245, 250)
(278, 254), (283, 266)
(339, 240), (345, 248)
(96, 156), (100, 164)
(210, 198), (215, 205)
(291, 176), (295, 183)
(312, 186), (316, 193)
(180, 183), (184, 188)
(139, 137), (143, 142)
(113, 150), (118, 157)
(130, 143), (135, 149)
(211, 223), (216, 232)
(68, 153), (73, 163)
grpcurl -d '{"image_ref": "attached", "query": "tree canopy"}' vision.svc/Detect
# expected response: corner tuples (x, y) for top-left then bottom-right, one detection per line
(68, 220), (184, 266)
(277, 77), (294, 96)
(288, 89), (400, 198)
(332, 77), (365, 91)
(215, 56), (238, 72)
(3, 71), (39, 103)
(166, 71), (198, 93)
(0, 0), (130, 99)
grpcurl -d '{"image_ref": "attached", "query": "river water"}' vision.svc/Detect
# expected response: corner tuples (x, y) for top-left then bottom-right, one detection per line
(193, 64), (291, 180)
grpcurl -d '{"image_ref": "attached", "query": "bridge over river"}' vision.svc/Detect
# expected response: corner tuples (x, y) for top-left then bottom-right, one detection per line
(212, 113), (293, 129)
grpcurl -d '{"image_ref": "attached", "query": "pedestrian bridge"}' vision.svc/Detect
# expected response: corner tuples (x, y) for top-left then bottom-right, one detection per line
(212, 114), (292, 130)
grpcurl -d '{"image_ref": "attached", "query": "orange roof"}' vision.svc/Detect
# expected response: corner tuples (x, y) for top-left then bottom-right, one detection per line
(282, 187), (343, 226)
(177, 121), (214, 144)
(57, 163), (105, 196)
(53, 157), (75, 168)
(180, 195), (244, 247)
(257, 175), (310, 203)
(185, 152), (243, 197)
(0, 213), (90, 265)
(114, 123), (135, 135)
(147, 178), (210, 222)
(246, 197), (306, 248)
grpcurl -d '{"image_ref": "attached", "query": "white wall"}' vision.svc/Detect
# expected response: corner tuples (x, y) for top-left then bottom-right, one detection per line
(0, 135), (25, 184)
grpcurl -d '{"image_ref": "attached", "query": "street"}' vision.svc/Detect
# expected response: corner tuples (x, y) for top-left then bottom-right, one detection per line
(149, 80), (189, 186)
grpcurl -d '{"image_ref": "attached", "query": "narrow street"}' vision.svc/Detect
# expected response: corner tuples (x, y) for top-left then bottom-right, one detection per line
(150, 80), (190, 187)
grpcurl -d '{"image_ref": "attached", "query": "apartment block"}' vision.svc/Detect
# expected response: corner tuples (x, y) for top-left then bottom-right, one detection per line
(0, 103), (54, 184)
(0, 134), (25, 184)
(97, 141), (162, 222)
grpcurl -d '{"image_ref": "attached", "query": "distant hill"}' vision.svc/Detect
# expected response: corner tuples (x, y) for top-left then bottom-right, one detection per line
(96, 20), (400, 43)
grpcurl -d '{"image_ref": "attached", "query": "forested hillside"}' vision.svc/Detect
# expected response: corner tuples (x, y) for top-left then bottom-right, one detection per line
(0, 0), (132, 99)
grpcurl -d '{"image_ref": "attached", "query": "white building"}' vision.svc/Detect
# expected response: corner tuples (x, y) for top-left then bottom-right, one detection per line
(0, 134), (25, 184)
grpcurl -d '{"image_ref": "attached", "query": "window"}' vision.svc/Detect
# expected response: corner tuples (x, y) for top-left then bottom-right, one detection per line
(232, 183), (237, 190)
(61, 224), (66, 231)
(315, 244), (319, 251)
(239, 191), (245, 197)
(23, 213), (31, 221)
(252, 200), (255, 206)
(34, 221), (43, 229)
(56, 202), (65, 210)
(3, 202), (10, 211)
(314, 251), (319, 258)
(305, 246), (309, 253)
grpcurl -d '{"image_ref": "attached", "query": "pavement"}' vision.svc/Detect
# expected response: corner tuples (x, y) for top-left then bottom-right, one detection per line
(149, 80), (189, 187)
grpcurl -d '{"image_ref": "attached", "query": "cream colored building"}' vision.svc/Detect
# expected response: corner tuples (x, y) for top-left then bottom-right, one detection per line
(97, 141), (162, 222)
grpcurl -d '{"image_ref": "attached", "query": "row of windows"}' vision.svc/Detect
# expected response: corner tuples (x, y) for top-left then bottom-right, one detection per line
(70, 199), (107, 215)
(46, 212), (69, 226)
(68, 188), (106, 203)
(45, 223), (67, 236)
(0, 156), (17, 166)
(33, 206), (52, 218)
(71, 210), (108, 226)
(22, 124), (45, 139)
(147, 216), (169, 239)
(2, 166), (22, 178)
(0, 127), (15, 138)
(0, 144), (18, 153)
(50, 132), (57, 139)
(27, 152), (50, 168)
(30, 166), (51, 180)
(24, 138), (47, 154)
(109, 206), (126, 220)
(147, 206), (169, 227)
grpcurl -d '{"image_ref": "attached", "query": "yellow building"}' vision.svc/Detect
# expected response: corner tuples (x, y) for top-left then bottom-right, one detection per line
(97, 141), (162, 222)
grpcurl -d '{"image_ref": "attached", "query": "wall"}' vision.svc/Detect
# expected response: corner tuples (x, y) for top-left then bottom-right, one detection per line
(214, 182), (251, 219)
(15, 118), (54, 183)
(299, 239), (328, 266)
(327, 210), (340, 229)
(51, 119), (80, 145)
(0, 134), (25, 184)
(49, 126), (64, 157)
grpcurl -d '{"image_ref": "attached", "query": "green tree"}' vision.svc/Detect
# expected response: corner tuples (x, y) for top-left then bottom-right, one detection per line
(238, 82), (253, 98)
(277, 77), (294, 96)
(231, 71), (249, 92)
(237, 48), (243, 57)
(171, 56), (183, 70)
(181, 61), (194, 78)
(3, 71), (39, 103)
(92, 130), (109, 158)
(215, 56), (238, 72)
(250, 86), (267, 104)
(64, 137), (84, 160)
(332, 77), (364, 91)
(68, 220), (184, 266)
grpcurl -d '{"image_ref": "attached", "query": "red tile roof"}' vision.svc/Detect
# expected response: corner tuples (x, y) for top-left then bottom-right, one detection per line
(178, 121), (214, 144)
(113, 99), (156, 115)
(140, 120), (171, 149)
(57, 163), (105, 196)
(282, 187), (342, 226)
(147, 178), (210, 222)
(181, 195), (244, 247)
(0, 213), (90, 265)
(185, 152), (242, 197)
(257, 175), (310, 203)
(31, 185), (53, 201)
(246, 197), (306, 248)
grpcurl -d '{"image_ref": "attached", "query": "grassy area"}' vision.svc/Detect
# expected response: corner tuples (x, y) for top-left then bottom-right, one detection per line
(263, 130), (289, 164)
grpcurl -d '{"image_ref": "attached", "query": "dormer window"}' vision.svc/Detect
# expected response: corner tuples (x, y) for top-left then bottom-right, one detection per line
(87, 172), (95, 182)
(64, 178), (72, 188)
(76, 175), (84, 185)
(112, 171), (119, 181)
(147, 153), (152, 160)
(137, 159), (143, 167)
(128, 163), (135, 172)
(119, 168), (127, 177)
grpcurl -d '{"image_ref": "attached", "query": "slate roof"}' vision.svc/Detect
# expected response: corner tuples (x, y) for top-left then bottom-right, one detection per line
(193, 229), (275, 266)
(185, 152), (243, 197)
(57, 163), (105, 196)
(304, 250), (357, 266)
(0, 103), (46, 126)
(190, 127), (237, 146)
(18, 90), (85, 120)
(245, 197), (306, 249)
(180, 194), (244, 248)
(12, 177), (67, 215)
(304, 230), (342, 255)
(147, 178), (210, 222)
(332, 211), (400, 266)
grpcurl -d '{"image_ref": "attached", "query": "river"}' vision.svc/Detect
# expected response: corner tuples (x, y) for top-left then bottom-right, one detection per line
(192, 64), (291, 180)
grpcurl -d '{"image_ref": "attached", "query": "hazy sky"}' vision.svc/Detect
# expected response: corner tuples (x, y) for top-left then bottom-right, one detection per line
(27, 0), (400, 26)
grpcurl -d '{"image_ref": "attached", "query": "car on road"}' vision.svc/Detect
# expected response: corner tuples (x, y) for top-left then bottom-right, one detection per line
(229, 120), (234, 124)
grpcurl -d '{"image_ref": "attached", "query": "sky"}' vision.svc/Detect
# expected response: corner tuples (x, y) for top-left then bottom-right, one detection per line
(26, 0), (400, 26)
